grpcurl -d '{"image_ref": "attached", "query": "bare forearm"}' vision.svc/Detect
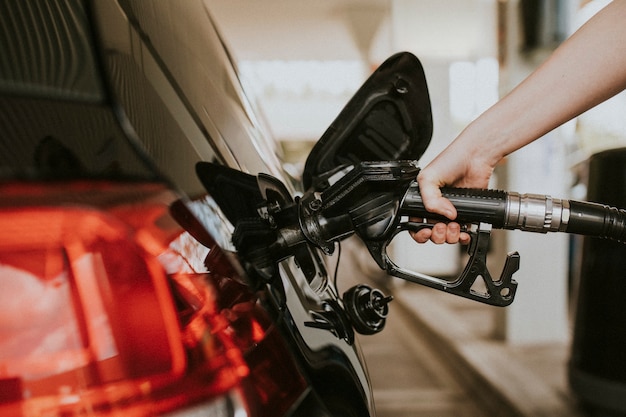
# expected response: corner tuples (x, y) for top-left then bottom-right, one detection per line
(464, 0), (626, 163)
(415, 1), (626, 243)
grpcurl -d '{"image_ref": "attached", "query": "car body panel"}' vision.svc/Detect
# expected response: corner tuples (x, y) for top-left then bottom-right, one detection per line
(0, 0), (375, 416)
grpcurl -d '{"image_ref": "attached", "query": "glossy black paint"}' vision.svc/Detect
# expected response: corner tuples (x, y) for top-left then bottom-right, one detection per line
(0, 0), (377, 415)
(302, 52), (433, 190)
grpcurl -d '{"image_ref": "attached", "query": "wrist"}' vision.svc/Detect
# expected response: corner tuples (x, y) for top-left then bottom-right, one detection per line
(457, 117), (509, 169)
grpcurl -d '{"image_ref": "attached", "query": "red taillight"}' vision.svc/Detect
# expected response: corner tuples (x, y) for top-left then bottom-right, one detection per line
(169, 203), (309, 417)
(0, 206), (184, 379)
(197, 275), (308, 417)
(230, 306), (308, 417)
(0, 182), (248, 416)
(0, 182), (311, 416)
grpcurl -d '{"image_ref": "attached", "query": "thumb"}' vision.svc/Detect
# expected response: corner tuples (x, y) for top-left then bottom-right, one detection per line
(417, 177), (458, 220)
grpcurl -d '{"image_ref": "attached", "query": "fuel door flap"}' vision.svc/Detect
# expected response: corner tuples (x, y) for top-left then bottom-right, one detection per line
(302, 52), (433, 190)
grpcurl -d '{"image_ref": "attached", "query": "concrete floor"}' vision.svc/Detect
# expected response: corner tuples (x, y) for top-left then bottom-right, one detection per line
(357, 301), (490, 416)
(339, 237), (592, 417)
(389, 283), (586, 417)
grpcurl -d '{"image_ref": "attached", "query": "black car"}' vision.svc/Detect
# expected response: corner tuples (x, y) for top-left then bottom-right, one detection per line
(0, 1), (432, 416)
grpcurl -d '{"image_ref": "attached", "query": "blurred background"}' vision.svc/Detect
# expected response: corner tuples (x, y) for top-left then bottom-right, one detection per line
(208, 0), (626, 343)
(207, 0), (626, 414)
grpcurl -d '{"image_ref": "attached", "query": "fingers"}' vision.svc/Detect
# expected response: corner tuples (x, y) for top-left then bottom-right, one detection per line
(416, 171), (458, 220)
(415, 156), (478, 244)
(410, 222), (471, 245)
(431, 223), (450, 244)
(458, 230), (471, 245)
(411, 227), (432, 244)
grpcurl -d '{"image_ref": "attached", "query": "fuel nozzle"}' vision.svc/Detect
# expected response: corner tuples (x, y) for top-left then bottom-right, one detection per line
(343, 284), (393, 335)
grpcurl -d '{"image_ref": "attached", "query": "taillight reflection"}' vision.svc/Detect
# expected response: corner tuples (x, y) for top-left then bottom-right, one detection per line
(0, 182), (307, 417)
(0, 184), (247, 416)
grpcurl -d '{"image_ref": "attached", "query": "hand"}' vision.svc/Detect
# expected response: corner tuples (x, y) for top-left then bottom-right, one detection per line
(411, 136), (496, 245)
(410, 1), (626, 244)
(409, 221), (469, 245)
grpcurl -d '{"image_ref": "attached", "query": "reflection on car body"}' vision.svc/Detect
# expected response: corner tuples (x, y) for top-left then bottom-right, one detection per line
(0, 0), (375, 416)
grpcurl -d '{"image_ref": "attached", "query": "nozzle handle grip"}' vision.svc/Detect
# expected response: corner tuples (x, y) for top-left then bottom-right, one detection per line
(401, 182), (626, 243)
(401, 183), (508, 227)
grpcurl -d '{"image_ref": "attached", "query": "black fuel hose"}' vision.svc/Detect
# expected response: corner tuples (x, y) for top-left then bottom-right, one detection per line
(401, 183), (626, 243)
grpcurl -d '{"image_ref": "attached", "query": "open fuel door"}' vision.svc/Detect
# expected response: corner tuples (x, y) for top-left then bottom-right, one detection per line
(302, 52), (433, 190)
